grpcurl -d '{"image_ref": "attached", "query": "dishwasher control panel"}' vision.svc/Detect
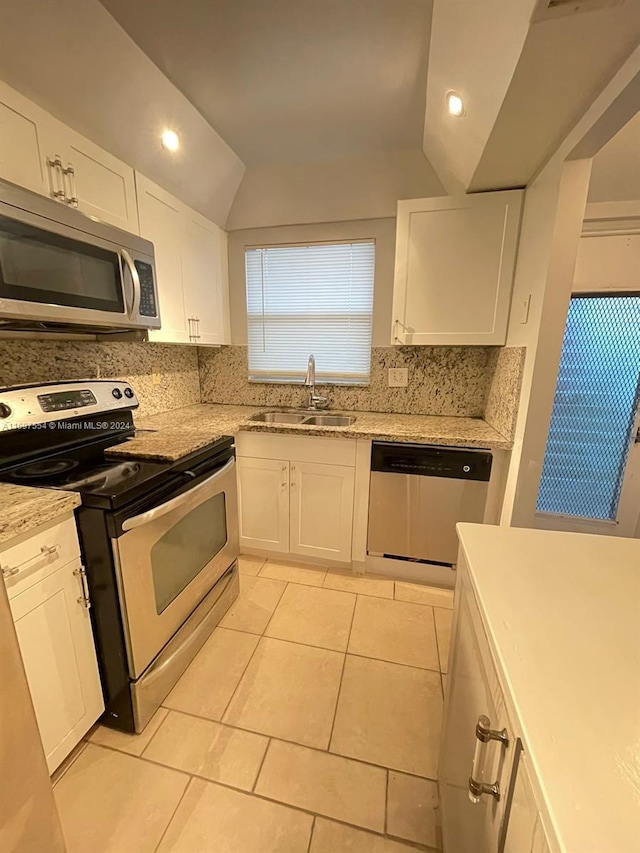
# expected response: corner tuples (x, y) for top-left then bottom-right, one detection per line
(370, 442), (492, 482)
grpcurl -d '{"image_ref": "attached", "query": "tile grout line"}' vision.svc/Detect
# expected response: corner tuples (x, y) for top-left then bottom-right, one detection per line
(83, 741), (434, 853)
(306, 815), (316, 853)
(431, 606), (444, 676)
(251, 737), (272, 793)
(214, 575), (287, 721)
(384, 768), (389, 836)
(219, 623), (444, 676)
(139, 709), (171, 759)
(93, 738), (433, 851)
(326, 591), (358, 751)
(152, 773), (194, 853)
(150, 703), (440, 783)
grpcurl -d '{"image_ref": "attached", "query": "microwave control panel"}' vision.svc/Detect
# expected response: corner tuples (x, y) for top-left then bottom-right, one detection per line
(134, 260), (158, 318)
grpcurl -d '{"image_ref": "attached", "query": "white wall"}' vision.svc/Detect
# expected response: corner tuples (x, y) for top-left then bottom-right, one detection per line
(574, 233), (640, 292)
(227, 219), (397, 347)
(226, 150), (443, 231)
(0, 0), (245, 227)
(499, 47), (640, 529)
(423, 0), (535, 192)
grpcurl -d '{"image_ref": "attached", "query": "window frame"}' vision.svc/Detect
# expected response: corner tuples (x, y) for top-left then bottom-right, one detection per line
(244, 237), (376, 386)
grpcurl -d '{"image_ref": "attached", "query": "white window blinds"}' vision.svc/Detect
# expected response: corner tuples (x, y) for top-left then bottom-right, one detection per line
(245, 241), (375, 384)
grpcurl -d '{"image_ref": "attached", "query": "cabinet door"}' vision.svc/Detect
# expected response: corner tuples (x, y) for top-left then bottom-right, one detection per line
(10, 558), (104, 773)
(182, 209), (228, 346)
(0, 81), (53, 196)
(59, 126), (139, 233)
(237, 457), (290, 554)
(392, 190), (524, 345)
(137, 174), (189, 344)
(290, 461), (355, 563)
(439, 572), (514, 853)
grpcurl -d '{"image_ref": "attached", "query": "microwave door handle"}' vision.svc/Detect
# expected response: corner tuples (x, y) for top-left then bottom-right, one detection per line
(121, 249), (141, 319)
(121, 458), (235, 532)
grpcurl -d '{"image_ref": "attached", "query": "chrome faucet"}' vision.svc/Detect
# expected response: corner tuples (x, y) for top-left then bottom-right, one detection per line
(304, 354), (329, 410)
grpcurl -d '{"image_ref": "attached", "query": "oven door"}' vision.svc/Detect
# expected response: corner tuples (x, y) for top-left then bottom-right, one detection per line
(112, 458), (239, 678)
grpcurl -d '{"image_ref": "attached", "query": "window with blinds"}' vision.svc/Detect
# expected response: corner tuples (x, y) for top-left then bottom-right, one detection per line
(245, 240), (375, 384)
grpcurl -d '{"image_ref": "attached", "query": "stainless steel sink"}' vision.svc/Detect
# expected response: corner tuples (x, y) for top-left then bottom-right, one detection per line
(248, 411), (357, 427)
(301, 414), (357, 427)
(249, 411), (308, 424)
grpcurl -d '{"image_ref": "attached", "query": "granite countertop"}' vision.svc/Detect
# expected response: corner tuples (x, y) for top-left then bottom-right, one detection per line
(106, 403), (512, 462)
(0, 483), (81, 547)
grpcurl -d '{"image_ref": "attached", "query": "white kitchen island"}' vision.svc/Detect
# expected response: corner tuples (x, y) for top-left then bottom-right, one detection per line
(440, 523), (640, 853)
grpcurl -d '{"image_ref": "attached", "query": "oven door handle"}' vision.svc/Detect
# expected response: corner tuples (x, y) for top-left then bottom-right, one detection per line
(121, 458), (235, 532)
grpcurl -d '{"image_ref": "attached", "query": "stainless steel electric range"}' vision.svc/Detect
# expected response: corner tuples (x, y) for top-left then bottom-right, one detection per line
(0, 380), (239, 733)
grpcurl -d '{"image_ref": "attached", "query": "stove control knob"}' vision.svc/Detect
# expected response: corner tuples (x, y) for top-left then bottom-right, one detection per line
(112, 388), (123, 400)
(124, 388), (134, 399)
(0, 402), (11, 419)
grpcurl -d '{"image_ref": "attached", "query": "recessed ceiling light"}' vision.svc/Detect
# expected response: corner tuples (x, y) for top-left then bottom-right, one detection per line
(446, 92), (465, 117)
(161, 129), (180, 152)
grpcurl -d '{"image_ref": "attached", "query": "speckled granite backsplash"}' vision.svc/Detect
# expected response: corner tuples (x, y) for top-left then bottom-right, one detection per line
(484, 346), (526, 439)
(198, 345), (525, 429)
(0, 341), (200, 417)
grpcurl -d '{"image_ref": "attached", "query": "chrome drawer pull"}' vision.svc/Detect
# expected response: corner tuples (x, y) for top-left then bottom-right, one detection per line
(1, 543), (60, 578)
(74, 566), (91, 610)
(468, 714), (509, 803)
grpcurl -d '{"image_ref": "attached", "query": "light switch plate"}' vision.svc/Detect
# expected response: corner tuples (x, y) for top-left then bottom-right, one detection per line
(388, 368), (408, 388)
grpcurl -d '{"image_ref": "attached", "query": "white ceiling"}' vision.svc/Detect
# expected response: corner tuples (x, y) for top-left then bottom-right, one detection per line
(0, 0), (245, 227)
(588, 110), (640, 202)
(423, 0), (640, 193)
(98, 0), (434, 166)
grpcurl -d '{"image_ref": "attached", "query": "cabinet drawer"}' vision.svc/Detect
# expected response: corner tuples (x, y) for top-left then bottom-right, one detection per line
(237, 431), (356, 466)
(1, 513), (80, 601)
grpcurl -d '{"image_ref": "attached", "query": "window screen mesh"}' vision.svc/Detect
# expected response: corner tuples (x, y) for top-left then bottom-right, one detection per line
(537, 295), (640, 520)
(245, 241), (375, 384)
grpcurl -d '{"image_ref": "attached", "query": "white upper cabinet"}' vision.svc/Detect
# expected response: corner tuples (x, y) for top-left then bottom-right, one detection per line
(0, 83), (51, 196)
(182, 208), (229, 346)
(58, 126), (139, 232)
(137, 173), (230, 347)
(392, 190), (524, 346)
(0, 81), (139, 233)
(137, 174), (189, 345)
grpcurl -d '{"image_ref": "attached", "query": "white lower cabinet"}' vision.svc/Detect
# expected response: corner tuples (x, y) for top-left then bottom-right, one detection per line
(290, 461), (355, 563)
(440, 561), (558, 853)
(237, 456), (290, 553)
(236, 434), (357, 564)
(2, 517), (104, 773)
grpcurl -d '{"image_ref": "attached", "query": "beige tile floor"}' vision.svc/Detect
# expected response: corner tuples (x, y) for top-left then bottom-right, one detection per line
(54, 554), (454, 853)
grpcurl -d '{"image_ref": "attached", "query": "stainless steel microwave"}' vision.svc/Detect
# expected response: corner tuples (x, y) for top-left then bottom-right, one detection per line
(0, 178), (160, 333)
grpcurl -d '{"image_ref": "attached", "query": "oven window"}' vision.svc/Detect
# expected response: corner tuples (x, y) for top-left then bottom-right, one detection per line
(0, 216), (124, 313)
(151, 492), (228, 614)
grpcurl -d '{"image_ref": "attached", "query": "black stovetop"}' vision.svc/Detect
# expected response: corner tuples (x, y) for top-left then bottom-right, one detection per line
(0, 430), (233, 511)
(0, 445), (174, 508)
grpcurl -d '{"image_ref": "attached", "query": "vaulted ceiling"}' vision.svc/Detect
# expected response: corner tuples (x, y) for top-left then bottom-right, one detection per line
(98, 0), (435, 167)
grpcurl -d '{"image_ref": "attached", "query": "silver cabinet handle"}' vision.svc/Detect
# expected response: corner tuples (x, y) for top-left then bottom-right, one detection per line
(281, 463), (288, 490)
(468, 715), (509, 803)
(74, 565), (91, 609)
(121, 249), (141, 319)
(61, 162), (78, 207)
(290, 464), (296, 488)
(195, 317), (201, 341)
(47, 155), (66, 201)
(1, 543), (60, 579)
(187, 317), (198, 342)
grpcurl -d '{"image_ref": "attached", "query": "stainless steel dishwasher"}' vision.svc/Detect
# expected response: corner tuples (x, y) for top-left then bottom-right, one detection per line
(367, 442), (492, 566)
